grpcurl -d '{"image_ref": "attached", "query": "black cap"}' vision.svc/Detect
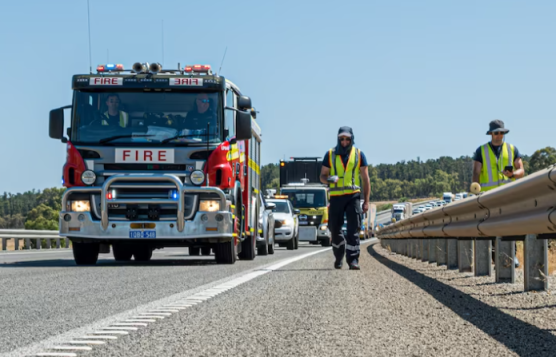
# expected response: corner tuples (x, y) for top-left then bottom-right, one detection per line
(486, 119), (509, 135)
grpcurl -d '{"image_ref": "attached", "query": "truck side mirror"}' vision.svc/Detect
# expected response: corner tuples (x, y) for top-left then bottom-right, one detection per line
(49, 108), (66, 142)
(237, 96), (252, 110)
(235, 110), (252, 141)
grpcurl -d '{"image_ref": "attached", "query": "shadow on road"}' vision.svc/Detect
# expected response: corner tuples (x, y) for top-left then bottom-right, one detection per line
(367, 242), (556, 355)
(0, 258), (218, 268)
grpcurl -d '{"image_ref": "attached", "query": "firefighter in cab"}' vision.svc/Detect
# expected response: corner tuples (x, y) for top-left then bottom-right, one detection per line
(320, 126), (371, 270)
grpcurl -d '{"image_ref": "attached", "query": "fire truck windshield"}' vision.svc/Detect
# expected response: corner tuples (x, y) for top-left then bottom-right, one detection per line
(72, 91), (222, 145)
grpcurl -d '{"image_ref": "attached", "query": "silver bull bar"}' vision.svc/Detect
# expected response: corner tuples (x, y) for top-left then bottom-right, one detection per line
(61, 174), (227, 232)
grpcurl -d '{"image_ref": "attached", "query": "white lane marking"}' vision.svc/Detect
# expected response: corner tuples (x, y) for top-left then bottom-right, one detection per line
(8, 241), (376, 357)
(66, 340), (106, 345)
(80, 335), (118, 340)
(50, 346), (93, 351)
(111, 322), (148, 327)
(92, 331), (128, 335)
(36, 353), (77, 357)
(124, 319), (157, 323)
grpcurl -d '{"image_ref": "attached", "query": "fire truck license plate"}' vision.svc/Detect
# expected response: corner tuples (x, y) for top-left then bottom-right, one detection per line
(129, 230), (156, 239)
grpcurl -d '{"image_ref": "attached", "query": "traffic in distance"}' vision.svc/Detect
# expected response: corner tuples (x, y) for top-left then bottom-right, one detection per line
(48, 62), (377, 266)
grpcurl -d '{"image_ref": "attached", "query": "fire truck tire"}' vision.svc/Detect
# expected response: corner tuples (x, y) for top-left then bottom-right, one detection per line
(215, 239), (236, 264)
(72, 242), (100, 265)
(112, 243), (133, 261)
(201, 247), (211, 256)
(189, 247), (201, 256)
(257, 235), (269, 256)
(239, 233), (256, 260)
(133, 246), (153, 262)
(286, 237), (295, 250)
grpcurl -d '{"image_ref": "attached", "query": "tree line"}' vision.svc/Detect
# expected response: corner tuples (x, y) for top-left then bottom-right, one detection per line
(1, 147), (554, 229)
(262, 146), (556, 201)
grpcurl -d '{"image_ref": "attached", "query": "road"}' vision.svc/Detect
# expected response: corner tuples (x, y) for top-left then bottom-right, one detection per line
(3, 220), (555, 356)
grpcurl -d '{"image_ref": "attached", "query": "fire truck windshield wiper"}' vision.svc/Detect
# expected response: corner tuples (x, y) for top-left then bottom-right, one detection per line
(99, 134), (155, 144)
(161, 134), (219, 143)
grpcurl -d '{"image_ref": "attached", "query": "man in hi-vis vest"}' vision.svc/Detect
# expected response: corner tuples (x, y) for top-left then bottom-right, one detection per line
(320, 126), (371, 270)
(472, 120), (524, 191)
(102, 93), (129, 128)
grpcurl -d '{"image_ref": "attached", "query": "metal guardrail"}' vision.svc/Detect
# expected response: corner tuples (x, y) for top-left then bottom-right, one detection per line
(377, 165), (556, 291)
(0, 229), (70, 251)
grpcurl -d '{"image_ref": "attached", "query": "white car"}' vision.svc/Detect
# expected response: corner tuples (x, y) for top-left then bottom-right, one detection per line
(412, 209), (422, 215)
(424, 204), (433, 211)
(454, 194), (462, 201)
(267, 199), (299, 250)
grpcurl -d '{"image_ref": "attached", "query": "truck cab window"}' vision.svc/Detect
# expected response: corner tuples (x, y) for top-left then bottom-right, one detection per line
(225, 89), (235, 141)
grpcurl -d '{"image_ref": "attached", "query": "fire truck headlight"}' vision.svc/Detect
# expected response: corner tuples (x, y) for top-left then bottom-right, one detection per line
(190, 170), (205, 185)
(81, 170), (96, 186)
(70, 201), (91, 212)
(200, 200), (219, 212)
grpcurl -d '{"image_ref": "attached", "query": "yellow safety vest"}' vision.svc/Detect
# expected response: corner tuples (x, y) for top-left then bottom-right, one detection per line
(102, 111), (128, 128)
(329, 147), (361, 196)
(479, 142), (516, 191)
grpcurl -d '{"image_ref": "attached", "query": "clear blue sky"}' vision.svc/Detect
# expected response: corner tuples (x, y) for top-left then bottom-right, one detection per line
(1, 0), (555, 193)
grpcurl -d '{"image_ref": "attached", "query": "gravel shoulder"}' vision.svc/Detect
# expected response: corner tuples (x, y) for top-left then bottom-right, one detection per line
(86, 240), (556, 357)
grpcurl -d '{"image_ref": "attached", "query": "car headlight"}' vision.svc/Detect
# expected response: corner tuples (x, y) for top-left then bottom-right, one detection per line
(70, 200), (90, 212)
(199, 200), (219, 212)
(81, 170), (96, 186)
(190, 170), (205, 185)
(319, 225), (327, 231)
(280, 219), (291, 226)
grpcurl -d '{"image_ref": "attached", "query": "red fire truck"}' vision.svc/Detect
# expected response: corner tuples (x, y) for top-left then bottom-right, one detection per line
(49, 62), (263, 265)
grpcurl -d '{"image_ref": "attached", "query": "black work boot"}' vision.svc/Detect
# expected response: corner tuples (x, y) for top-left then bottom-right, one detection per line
(334, 259), (343, 269)
(349, 259), (360, 270)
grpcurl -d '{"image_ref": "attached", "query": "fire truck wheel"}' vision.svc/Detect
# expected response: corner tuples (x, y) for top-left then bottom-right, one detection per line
(257, 234), (269, 256)
(189, 247), (201, 256)
(239, 233), (256, 260)
(112, 243), (133, 261)
(72, 242), (100, 265)
(286, 237), (295, 250)
(133, 245), (153, 262)
(215, 239), (236, 264)
(201, 247), (211, 256)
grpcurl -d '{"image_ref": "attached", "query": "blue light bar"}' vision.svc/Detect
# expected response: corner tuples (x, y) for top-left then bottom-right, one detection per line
(105, 63), (116, 70)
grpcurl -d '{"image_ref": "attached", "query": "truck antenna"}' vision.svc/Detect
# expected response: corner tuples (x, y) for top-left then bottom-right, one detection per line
(218, 46), (228, 75)
(161, 20), (164, 66)
(87, 0), (93, 74)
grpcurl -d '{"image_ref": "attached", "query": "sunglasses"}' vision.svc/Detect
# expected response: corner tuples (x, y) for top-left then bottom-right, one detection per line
(197, 99), (210, 103)
(492, 132), (505, 136)
(339, 137), (351, 142)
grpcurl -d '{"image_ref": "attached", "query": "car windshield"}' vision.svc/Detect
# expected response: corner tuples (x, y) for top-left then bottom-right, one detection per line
(268, 201), (290, 214)
(280, 189), (327, 208)
(72, 91), (222, 145)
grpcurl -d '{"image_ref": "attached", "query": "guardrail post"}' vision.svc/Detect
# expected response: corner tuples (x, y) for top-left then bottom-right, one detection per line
(421, 239), (429, 262)
(416, 240), (422, 260)
(55, 238), (61, 249)
(446, 238), (458, 270)
(436, 239), (447, 266)
(495, 237), (515, 283)
(524, 234), (548, 291)
(474, 239), (492, 276)
(65, 238), (70, 248)
(25, 238), (31, 250)
(428, 239), (436, 264)
(411, 239), (416, 258)
(1, 238), (6, 251)
(46, 239), (52, 249)
(35, 238), (41, 250)
(458, 239), (473, 272)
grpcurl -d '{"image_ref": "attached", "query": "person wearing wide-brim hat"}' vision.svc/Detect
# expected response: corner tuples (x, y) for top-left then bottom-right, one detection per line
(471, 119), (524, 192)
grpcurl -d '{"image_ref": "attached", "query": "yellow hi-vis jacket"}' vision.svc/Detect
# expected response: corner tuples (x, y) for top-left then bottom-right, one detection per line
(479, 142), (516, 192)
(329, 147), (361, 196)
(102, 111), (129, 128)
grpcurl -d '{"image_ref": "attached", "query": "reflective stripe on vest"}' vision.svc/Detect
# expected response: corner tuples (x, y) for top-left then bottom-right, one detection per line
(479, 142), (515, 191)
(329, 147), (361, 196)
(102, 111), (128, 127)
